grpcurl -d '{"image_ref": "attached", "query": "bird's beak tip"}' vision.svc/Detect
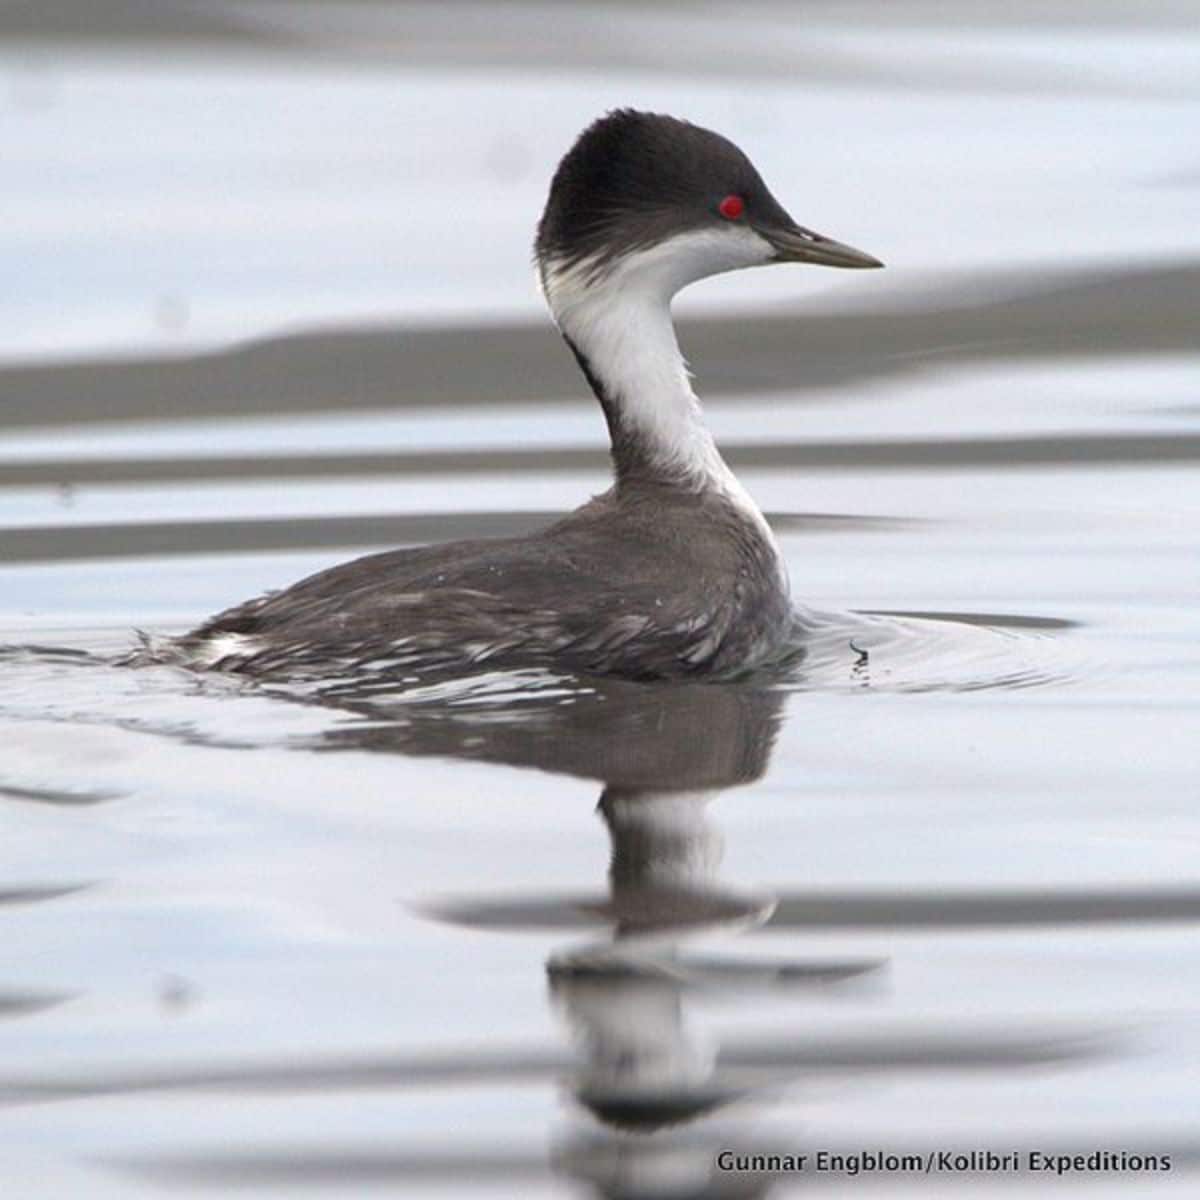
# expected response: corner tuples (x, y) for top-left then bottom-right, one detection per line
(836, 248), (885, 270)
(762, 224), (884, 270)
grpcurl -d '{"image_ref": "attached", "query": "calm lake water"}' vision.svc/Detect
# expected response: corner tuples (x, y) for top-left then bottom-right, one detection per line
(2, 4), (1199, 1196)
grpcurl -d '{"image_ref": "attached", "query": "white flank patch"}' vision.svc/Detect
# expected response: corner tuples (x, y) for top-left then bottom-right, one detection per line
(190, 632), (262, 666)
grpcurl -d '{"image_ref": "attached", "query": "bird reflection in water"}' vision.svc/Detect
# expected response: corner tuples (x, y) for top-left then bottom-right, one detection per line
(544, 778), (883, 1199)
(11, 673), (1189, 1192)
(358, 677), (864, 1196)
(385, 675), (1095, 1199)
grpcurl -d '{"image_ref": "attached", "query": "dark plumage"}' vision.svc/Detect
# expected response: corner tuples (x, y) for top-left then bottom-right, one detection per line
(182, 481), (790, 681)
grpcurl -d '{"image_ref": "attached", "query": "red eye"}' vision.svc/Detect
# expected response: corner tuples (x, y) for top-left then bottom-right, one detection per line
(718, 194), (745, 220)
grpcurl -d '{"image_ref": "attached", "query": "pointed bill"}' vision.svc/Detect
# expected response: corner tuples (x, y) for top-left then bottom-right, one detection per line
(759, 223), (883, 269)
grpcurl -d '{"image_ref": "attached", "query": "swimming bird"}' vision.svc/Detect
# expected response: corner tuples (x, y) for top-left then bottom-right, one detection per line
(183, 110), (881, 681)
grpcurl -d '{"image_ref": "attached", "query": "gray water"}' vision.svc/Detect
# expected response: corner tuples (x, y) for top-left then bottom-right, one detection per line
(2, 4), (1199, 1196)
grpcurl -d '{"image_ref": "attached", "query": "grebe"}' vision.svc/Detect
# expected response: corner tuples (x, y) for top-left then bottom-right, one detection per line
(183, 110), (881, 681)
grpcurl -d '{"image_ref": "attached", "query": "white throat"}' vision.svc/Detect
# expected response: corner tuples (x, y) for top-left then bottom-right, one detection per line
(541, 227), (777, 540)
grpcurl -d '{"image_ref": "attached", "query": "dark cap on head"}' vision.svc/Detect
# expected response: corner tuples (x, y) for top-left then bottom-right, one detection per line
(536, 109), (882, 276)
(536, 109), (793, 272)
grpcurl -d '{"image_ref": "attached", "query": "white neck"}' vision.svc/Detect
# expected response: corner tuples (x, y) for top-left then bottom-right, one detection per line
(541, 228), (778, 541)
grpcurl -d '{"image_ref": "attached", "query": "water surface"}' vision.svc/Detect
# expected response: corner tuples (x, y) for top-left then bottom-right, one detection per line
(2, 4), (1199, 1196)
